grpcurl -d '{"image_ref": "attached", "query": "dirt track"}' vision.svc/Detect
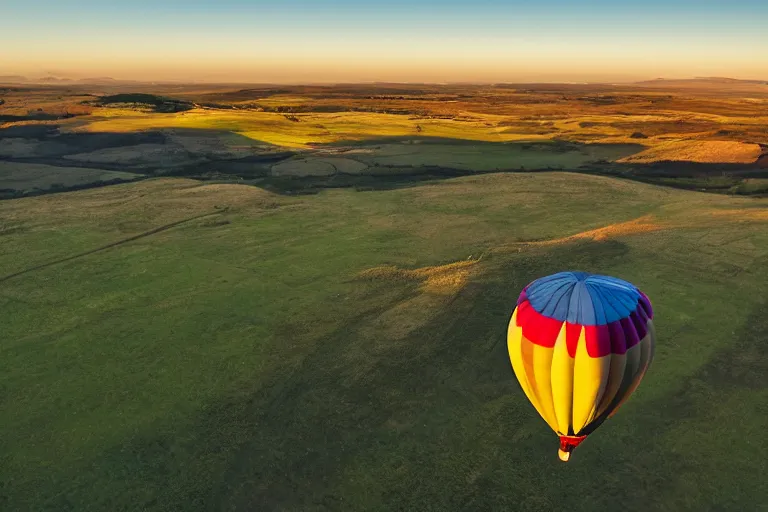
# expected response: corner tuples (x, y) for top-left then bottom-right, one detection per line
(0, 210), (222, 284)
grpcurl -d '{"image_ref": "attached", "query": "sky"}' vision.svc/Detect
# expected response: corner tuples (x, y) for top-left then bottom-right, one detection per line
(2, 0), (767, 83)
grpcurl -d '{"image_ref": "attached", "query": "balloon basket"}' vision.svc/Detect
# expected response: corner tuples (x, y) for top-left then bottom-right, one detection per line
(557, 435), (587, 462)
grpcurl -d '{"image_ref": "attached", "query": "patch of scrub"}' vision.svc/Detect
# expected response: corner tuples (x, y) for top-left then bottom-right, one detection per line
(358, 259), (478, 295)
(355, 260), (480, 343)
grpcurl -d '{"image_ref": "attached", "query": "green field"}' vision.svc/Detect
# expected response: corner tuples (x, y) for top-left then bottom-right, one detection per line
(267, 139), (643, 184)
(0, 161), (141, 197)
(2, 173), (767, 511)
(330, 139), (642, 171)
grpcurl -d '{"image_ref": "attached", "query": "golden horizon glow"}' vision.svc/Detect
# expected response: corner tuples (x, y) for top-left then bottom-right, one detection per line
(3, 2), (767, 83)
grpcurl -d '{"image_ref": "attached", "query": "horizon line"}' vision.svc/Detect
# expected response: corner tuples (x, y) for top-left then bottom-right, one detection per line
(2, 76), (767, 87)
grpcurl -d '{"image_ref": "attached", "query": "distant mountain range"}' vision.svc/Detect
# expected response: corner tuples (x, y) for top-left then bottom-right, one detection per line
(634, 77), (768, 86)
(0, 75), (29, 83)
(1, 75), (766, 87)
(0, 76), (145, 85)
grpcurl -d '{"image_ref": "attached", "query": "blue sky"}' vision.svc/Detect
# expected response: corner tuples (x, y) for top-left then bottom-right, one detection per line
(3, 1), (767, 82)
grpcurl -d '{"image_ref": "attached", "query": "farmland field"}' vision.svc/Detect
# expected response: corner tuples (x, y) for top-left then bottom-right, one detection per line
(1, 80), (768, 511)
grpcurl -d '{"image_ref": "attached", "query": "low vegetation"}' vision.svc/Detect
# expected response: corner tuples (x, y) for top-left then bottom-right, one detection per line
(1, 174), (767, 510)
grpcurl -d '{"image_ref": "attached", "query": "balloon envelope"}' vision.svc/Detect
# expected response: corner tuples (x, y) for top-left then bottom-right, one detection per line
(507, 271), (655, 461)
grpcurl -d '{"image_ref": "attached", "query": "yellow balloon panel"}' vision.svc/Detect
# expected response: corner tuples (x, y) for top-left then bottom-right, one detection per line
(508, 307), (656, 437)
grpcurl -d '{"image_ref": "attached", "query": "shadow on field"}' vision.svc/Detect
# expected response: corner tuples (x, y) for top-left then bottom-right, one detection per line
(586, 284), (768, 511)
(252, 161), (768, 197)
(210, 243), (765, 511)
(0, 124), (294, 198)
(590, 160), (768, 196)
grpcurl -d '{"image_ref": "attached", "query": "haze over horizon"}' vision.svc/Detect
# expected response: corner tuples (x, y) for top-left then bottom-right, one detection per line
(3, 0), (767, 84)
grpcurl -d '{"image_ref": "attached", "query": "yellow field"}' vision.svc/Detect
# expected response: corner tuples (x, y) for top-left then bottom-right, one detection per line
(75, 108), (532, 148)
(68, 102), (767, 164)
(618, 140), (763, 164)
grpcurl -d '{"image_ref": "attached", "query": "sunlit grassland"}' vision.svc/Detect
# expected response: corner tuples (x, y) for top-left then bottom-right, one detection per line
(1, 174), (768, 510)
(77, 108), (524, 148)
(72, 105), (767, 165)
(619, 140), (763, 164)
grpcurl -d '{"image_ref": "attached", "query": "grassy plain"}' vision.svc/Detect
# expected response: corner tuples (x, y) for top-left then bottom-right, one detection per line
(1, 174), (768, 511)
(1, 80), (768, 510)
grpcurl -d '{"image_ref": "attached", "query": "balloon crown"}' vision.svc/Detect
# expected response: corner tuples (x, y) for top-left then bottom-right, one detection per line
(520, 270), (652, 327)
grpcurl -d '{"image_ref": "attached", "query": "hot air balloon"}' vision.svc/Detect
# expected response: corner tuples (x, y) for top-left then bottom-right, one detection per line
(507, 271), (655, 462)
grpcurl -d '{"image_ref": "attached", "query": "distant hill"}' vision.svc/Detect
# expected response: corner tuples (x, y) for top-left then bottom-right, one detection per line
(0, 75), (29, 83)
(635, 77), (768, 86)
(78, 77), (117, 83)
(2, 76), (147, 86)
(38, 76), (73, 83)
(77, 77), (146, 85)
